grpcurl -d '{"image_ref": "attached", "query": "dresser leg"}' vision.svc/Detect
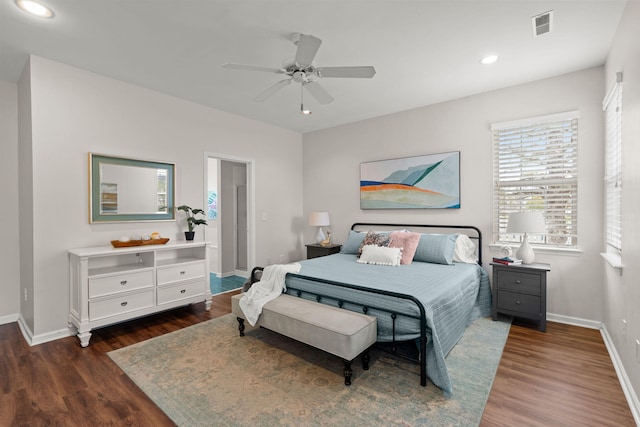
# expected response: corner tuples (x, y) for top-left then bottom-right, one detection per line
(77, 331), (92, 347)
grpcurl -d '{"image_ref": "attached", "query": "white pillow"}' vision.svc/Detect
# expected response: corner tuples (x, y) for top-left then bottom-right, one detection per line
(357, 245), (402, 266)
(453, 234), (478, 264)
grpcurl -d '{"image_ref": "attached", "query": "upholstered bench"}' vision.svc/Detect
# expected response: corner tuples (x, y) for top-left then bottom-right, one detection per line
(231, 293), (377, 385)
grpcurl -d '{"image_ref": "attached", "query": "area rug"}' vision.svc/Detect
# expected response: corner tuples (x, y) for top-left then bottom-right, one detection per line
(109, 314), (510, 427)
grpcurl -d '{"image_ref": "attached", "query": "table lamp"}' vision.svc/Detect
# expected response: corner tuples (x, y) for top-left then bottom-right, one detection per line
(506, 212), (546, 264)
(308, 212), (330, 244)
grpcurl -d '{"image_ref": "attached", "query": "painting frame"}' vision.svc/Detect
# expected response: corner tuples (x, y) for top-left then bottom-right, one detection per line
(360, 151), (460, 209)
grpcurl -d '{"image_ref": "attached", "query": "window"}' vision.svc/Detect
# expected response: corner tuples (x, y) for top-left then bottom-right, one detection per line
(492, 111), (579, 248)
(603, 72), (623, 254)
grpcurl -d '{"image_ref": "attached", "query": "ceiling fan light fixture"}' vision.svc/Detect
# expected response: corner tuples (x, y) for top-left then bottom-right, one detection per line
(15, 0), (54, 18)
(480, 55), (499, 65)
(300, 83), (311, 115)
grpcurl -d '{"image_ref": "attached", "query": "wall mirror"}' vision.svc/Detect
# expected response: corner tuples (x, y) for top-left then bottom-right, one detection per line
(89, 153), (175, 223)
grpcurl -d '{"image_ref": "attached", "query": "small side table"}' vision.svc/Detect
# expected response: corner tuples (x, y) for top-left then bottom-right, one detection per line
(306, 244), (341, 259)
(492, 262), (550, 332)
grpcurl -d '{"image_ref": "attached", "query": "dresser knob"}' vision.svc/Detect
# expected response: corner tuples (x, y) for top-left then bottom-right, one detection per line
(180, 289), (186, 294)
(180, 271), (186, 275)
(516, 300), (521, 305)
(121, 301), (128, 307)
(120, 280), (128, 286)
(515, 280), (521, 284)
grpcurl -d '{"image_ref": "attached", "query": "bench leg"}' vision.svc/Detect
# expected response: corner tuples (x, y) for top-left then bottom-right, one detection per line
(362, 349), (370, 370)
(236, 317), (245, 337)
(343, 360), (353, 386)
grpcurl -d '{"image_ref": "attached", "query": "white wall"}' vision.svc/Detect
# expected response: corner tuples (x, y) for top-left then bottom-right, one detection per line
(603, 0), (640, 415)
(0, 81), (20, 322)
(20, 56), (303, 338)
(303, 66), (605, 323)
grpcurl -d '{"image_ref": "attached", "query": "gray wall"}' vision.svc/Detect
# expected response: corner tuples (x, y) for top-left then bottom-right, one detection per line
(8, 55), (303, 339)
(0, 81), (20, 323)
(303, 66), (605, 323)
(603, 0), (640, 412)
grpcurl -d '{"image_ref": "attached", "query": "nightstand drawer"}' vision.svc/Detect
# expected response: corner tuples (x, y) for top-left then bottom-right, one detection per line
(496, 270), (541, 295)
(497, 291), (541, 316)
(306, 244), (342, 259)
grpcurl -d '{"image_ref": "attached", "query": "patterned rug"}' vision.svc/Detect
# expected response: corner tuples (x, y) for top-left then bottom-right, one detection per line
(109, 314), (510, 426)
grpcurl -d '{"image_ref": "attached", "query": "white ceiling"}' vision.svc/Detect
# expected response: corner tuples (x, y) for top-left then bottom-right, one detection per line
(0, 0), (627, 133)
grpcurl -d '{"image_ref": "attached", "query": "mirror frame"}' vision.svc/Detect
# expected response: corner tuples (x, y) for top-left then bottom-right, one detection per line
(89, 153), (176, 223)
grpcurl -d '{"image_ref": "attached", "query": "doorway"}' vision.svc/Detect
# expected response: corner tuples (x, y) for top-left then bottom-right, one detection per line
(205, 154), (254, 294)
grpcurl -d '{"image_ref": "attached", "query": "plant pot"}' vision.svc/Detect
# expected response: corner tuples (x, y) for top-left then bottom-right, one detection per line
(185, 231), (195, 241)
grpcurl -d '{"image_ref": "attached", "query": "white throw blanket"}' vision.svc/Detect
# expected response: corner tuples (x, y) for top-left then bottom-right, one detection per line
(239, 263), (301, 326)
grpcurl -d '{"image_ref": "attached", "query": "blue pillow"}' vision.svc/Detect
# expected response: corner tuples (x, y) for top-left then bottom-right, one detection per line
(413, 234), (457, 265)
(340, 230), (366, 254)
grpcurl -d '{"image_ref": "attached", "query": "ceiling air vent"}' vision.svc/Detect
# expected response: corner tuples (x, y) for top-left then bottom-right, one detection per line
(532, 10), (553, 37)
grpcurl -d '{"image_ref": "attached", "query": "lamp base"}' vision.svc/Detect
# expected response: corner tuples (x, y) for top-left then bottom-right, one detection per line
(516, 233), (536, 264)
(315, 227), (326, 244)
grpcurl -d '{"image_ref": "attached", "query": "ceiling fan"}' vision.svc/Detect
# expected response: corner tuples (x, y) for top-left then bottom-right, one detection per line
(222, 33), (376, 113)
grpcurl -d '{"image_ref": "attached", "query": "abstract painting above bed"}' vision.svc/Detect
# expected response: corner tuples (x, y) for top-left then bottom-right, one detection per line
(360, 151), (460, 209)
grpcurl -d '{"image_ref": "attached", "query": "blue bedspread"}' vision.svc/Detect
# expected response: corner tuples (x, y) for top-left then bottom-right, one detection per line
(284, 254), (492, 393)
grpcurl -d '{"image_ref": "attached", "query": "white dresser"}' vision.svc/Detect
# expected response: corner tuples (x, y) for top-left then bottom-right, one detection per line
(69, 241), (211, 347)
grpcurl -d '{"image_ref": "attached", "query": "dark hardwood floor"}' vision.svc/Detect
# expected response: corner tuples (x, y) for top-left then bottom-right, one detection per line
(0, 291), (635, 426)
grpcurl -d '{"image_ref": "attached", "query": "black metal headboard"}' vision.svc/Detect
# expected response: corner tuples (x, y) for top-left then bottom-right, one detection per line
(350, 223), (483, 266)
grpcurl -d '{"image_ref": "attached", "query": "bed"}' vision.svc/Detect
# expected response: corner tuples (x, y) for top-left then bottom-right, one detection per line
(250, 223), (492, 393)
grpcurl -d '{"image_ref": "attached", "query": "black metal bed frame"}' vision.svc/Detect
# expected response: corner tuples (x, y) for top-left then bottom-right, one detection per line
(249, 223), (482, 388)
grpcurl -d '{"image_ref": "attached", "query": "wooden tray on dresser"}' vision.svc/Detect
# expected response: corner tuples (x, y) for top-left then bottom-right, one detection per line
(111, 238), (170, 248)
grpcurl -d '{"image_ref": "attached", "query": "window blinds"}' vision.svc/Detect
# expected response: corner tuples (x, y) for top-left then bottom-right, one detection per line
(492, 111), (579, 247)
(603, 73), (623, 252)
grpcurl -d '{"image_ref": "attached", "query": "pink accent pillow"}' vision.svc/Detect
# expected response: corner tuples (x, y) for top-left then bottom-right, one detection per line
(389, 231), (421, 264)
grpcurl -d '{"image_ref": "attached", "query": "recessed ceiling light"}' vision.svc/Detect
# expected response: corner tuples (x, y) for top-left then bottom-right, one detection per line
(15, 0), (54, 18)
(480, 55), (499, 65)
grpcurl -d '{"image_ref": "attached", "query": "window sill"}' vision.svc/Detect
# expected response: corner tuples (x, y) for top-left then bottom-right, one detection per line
(489, 244), (583, 256)
(600, 252), (623, 271)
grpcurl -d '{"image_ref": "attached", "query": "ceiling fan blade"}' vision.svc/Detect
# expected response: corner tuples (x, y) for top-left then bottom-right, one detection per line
(304, 81), (334, 105)
(254, 79), (292, 102)
(294, 34), (322, 67)
(222, 63), (284, 74)
(316, 66), (376, 78)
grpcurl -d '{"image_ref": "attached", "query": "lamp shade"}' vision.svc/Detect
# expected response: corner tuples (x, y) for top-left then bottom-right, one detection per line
(308, 212), (330, 227)
(506, 212), (546, 234)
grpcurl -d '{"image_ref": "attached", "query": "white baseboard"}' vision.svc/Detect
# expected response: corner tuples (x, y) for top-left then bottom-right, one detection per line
(547, 312), (602, 329)
(550, 313), (639, 425)
(17, 314), (74, 346)
(601, 324), (640, 426)
(0, 313), (19, 325)
(234, 270), (249, 278)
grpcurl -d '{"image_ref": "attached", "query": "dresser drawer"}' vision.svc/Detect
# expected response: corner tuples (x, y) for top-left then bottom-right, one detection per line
(89, 289), (154, 321)
(497, 291), (541, 316)
(157, 280), (205, 305)
(496, 270), (541, 295)
(89, 270), (153, 298)
(157, 261), (205, 285)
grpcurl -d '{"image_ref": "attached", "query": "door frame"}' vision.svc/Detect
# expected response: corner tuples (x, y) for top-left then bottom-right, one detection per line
(203, 152), (255, 279)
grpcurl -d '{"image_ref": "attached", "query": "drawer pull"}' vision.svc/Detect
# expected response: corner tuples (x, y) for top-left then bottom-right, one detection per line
(121, 301), (128, 307)
(515, 280), (521, 284)
(120, 280), (128, 286)
(516, 300), (521, 305)
(180, 289), (186, 294)
(180, 271), (186, 275)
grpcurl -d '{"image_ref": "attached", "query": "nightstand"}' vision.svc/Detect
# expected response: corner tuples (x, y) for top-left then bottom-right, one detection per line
(492, 262), (550, 332)
(305, 244), (341, 259)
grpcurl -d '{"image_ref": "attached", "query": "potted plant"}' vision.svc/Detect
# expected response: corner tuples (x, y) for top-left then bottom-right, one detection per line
(177, 205), (208, 241)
